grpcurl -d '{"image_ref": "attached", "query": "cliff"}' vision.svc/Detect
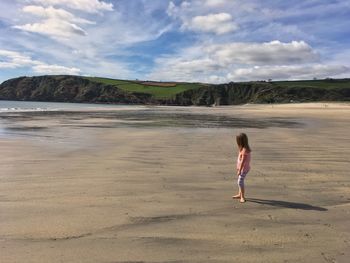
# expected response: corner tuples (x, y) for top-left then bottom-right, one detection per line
(0, 75), (349, 106)
(173, 81), (350, 106)
(0, 75), (154, 104)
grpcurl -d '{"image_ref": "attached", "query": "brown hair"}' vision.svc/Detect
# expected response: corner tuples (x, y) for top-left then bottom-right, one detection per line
(236, 133), (251, 152)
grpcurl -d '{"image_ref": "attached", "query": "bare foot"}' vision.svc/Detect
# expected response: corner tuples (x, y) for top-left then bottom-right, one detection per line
(232, 195), (240, 199)
(240, 198), (246, 203)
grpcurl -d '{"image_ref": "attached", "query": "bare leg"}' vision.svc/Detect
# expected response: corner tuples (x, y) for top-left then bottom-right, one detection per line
(234, 176), (243, 199)
(240, 186), (245, 203)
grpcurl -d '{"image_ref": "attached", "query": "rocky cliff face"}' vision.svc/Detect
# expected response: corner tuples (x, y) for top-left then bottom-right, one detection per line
(173, 82), (350, 106)
(0, 75), (154, 104)
(0, 75), (349, 106)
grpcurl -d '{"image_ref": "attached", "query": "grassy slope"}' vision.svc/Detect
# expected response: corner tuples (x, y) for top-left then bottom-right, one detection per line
(86, 77), (206, 99)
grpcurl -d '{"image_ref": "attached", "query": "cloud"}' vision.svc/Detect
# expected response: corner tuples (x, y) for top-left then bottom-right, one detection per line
(166, 1), (190, 19)
(148, 40), (348, 83)
(13, 5), (97, 39)
(204, 0), (230, 7)
(0, 49), (39, 68)
(183, 13), (238, 35)
(32, 64), (81, 75)
(14, 20), (87, 39)
(167, 2), (238, 35)
(0, 49), (81, 75)
(30, 0), (113, 13)
(227, 65), (350, 81)
(22, 5), (95, 24)
(149, 40), (319, 79)
(149, 56), (219, 82)
(207, 40), (319, 65)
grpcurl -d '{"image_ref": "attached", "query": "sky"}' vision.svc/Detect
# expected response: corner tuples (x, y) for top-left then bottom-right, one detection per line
(0, 0), (350, 83)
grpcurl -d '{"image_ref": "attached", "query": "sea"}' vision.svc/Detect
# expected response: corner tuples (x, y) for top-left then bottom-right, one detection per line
(0, 100), (133, 112)
(0, 100), (146, 140)
(0, 100), (301, 140)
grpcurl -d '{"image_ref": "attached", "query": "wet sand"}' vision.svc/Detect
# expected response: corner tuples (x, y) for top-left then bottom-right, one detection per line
(0, 103), (349, 263)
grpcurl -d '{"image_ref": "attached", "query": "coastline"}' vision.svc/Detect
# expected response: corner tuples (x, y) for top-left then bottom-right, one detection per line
(0, 103), (349, 263)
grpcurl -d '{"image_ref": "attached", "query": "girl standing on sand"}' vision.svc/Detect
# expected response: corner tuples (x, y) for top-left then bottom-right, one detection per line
(233, 133), (251, 203)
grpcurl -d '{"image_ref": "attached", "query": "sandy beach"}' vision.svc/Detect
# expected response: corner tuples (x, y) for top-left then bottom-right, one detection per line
(0, 103), (349, 263)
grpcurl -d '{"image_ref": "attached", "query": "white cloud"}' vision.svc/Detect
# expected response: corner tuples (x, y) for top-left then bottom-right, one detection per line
(166, 1), (177, 17)
(148, 40), (347, 83)
(0, 49), (81, 75)
(167, 2), (238, 35)
(0, 49), (39, 68)
(32, 64), (81, 75)
(30, 0), (113, 13)
(149, 40), (318, 73)
(183, 13), (238, 35)
(149, 56), (218, 81)
(204, 0), (230, 7)
(166, 1), (191, 19)
(13, 5), (96, 39)
(208, 75), (228, 83)
(14, 20), (87, 38)
(207, 40), (319, 65)
(22, 5), (95, 24)
(227, 65), (350, 81)
(79, 60), (133, 80)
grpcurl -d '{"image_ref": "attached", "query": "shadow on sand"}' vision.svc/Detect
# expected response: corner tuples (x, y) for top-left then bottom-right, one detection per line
(247, 198), (328, 211)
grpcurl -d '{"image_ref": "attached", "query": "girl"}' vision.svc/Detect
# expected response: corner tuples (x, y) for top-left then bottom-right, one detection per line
(233, 133), (251, 203)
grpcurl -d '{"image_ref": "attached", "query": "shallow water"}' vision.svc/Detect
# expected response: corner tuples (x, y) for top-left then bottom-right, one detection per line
(0, 106), (302, 140)
(0, 100), (134, 112)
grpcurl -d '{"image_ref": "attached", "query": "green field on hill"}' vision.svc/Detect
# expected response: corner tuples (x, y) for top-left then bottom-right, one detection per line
(86, 77), (206, 99)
